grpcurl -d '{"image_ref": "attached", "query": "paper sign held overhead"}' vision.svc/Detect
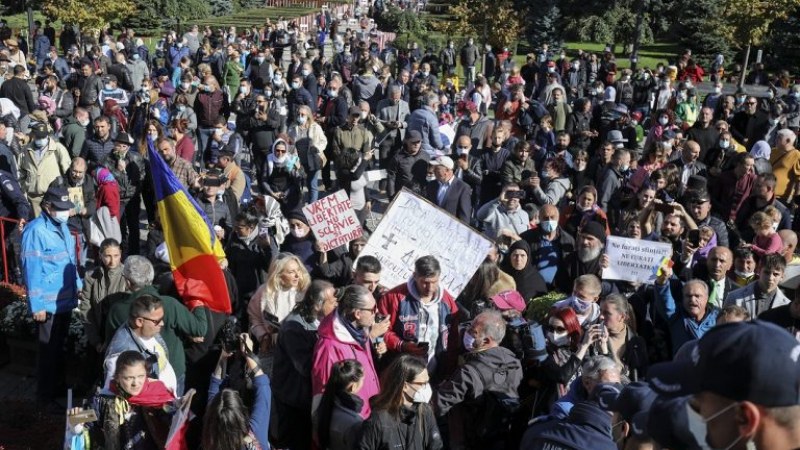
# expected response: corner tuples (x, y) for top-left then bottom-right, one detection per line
(302, 190), (363, 253)
(358, 189), (492, 296)
(602, 236), (674, 284)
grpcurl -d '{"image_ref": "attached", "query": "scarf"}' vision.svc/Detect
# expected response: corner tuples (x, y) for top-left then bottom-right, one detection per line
(340, 311), (368, 346)
(110, 378), (175, 425)
(94, 167), (121, 219)
(103, 99), (128, 132)
(499, 240), (547, 301)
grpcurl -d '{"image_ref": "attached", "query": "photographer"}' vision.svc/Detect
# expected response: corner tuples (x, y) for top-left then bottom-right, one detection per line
(204, 334), (271, 450)
(476, 183), (529, 240)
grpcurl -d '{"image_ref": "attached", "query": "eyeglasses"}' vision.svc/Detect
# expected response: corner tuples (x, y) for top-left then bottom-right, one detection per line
(358, 305), (377, 313)
(139, 316), (164, 326)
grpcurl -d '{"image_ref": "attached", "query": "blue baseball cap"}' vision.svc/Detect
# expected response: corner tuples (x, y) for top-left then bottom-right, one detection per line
(648, 321), (800, 407)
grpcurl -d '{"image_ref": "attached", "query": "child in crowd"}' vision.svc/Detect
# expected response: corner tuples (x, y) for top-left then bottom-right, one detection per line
(747, 210), (783, 257)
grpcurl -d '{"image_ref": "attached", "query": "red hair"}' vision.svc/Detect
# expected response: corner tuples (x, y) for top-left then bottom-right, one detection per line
(548, 307), (583, 351)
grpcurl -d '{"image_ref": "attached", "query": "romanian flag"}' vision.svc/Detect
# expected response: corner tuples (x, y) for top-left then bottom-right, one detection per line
(148, 140), (232, 314)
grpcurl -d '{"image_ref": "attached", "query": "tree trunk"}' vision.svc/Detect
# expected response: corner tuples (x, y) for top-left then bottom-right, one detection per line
(739, 42), (751, 89)
(630, 0), (646, 71)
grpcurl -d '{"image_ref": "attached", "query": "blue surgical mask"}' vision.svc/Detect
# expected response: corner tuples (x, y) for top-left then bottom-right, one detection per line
(540, 219), (558, 233)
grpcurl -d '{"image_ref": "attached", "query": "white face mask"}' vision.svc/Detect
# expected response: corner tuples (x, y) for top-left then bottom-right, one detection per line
(685, 401), (744, 450)
(540, 219), (558, 233)
(291, 227), (308, 238)
(546, 331), (570, 347)
(79, 120), (90, 127)
(659, 117), (669, 126)
(772, 222), (779, 232)
(714, 87), (722, 94)
(301, 69), (311, 77)
(214, 128), (224, 136)
(297, 115), (307, 125)
(104, 83), (112, 90)
(52, 209), (70, 223)
(411, 383), (433, 403)
(149, 132), (159, 140)
(359, 111), (368, 120)
(734, 269), (755, 279)
(34, 138), (48, 148)
(291, 81), (300, 89)
(181, 82), (191, 90)
(719, 140), (730, 149)
(240, 86), (249, 95)
(426, 174), (436, 182)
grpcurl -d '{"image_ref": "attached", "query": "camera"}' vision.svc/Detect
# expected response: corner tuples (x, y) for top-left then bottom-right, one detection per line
(219, 316), (241, 354)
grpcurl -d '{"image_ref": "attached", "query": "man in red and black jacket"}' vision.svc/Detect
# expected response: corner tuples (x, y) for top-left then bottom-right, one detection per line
(378, 255), (461, 382)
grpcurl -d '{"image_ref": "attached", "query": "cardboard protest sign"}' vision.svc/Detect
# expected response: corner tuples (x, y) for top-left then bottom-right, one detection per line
(358, 189), (492, 296)
(302, 190), (363, 252)
(602, 236), (673, 284)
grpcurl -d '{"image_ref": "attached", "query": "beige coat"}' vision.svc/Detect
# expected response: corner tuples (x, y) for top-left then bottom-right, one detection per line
(19, 138), (71, 214)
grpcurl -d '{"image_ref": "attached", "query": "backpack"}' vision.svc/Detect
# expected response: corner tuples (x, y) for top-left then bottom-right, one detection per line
(465, 360), (521, 443)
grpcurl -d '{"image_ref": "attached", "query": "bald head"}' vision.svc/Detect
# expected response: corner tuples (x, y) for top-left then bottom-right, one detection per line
(457, 135), (471, 148)
(780, 230), (798, 264)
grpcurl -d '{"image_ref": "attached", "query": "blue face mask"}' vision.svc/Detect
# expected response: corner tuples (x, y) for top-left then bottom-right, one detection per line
(540, 219), (558, 233)
(52, 210), (70, 224)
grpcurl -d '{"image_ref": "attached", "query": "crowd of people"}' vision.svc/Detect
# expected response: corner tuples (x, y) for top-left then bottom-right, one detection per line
(1, 1), (800, 449)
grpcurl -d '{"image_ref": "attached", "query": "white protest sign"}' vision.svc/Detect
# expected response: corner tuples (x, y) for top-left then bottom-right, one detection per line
(602, 236), (673, 284)
(358, 189), (492, 296)
(302, 190), (363, 252)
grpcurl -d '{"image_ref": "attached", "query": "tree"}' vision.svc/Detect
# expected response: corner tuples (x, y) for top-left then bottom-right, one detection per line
(207, 0), (234, 17)
(446, 0), (524, 49)
(716, 0), (800, 85)
(42, 0), (134, 34)
(670, 0), (731, 64)
(123, 0), (210, 32)
(522, 0), (564, 50)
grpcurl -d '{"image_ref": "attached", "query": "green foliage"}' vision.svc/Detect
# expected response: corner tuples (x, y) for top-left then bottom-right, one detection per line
(525, 291), (567, 323)
(565, 0), (653, 51)
(208, 0), (234, 17)
(374, 3), (429, 37)
(764, 7), (800, 71)
(444, 0), (524, 49)
(123, 0), (210, 33)
(669, 0), (732, 64)
(523, 0), (564, 50)
(42, 0), (135, 34)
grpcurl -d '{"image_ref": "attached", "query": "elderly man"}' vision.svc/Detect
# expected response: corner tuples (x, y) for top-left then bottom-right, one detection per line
(520, 204), (576, 287)
(648, 321), (800, 450)
(688, 106), (719, 160)
(105, 256), (207, 395)
(554, 221), (613, 296)
(379, 256), (460, 382)
(724, 253), (790, 318)
(426, 156), (472, 222)
(312, 285), (382, 418)
(376, 85), (410, 168)
(156, 137), (199, 191)
(19, 123), (71, 216)
(476, 183), (529, 240)
(407, 92), (444, 157)
(435, 310), (523, 449)
(386, 130), (431, 198)
(655, 268), (719, 355)
(674, 140), (707, 192)
(21, 186), (82, 408)
(453, 100), (494, 153)
(48, 156), (96, 265)
(680, 246), (736, 308)
(769, 129), (800, 203)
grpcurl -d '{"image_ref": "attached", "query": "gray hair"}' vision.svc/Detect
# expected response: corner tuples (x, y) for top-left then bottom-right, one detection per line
(777, 128), (797, 145)
(684, 279), (709, 298)
(423, 92), (439, 107)
(123, 255), (155, 290)
(337, 284), (373, 317)
(582, 355), (620, 382)
(387, 84), (401, 96)
(474, 310), (506, 342)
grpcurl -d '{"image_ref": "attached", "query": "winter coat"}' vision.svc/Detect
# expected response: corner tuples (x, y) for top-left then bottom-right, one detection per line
(21, 213), (82, 314)
(357, 404), (444, 450)
(18, 138), (70, 199)
(311, 311), (380, 419)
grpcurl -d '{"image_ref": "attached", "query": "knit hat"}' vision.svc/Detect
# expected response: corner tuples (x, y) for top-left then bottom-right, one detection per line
(580, 221), (606, 244)
(287, 209), (308, 225)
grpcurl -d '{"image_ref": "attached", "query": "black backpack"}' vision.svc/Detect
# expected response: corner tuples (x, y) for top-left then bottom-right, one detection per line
(465, 360), (521, 444)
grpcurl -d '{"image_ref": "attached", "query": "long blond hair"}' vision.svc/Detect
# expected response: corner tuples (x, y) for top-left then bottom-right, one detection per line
(261, 253), (310, 312)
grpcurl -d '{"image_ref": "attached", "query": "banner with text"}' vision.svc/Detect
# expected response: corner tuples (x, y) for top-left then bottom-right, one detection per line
(602, 236), (673, 284)
(358, 189), (492, 296)
(302, 190), (363, 252)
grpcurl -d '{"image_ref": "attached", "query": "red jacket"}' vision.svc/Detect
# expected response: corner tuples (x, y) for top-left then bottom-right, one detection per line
(378, 280), (461, 381)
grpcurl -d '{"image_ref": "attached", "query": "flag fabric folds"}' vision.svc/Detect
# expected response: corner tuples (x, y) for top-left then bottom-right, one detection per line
(147, 139), (232, 314)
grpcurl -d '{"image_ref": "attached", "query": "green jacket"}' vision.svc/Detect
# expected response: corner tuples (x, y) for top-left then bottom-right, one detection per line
(104, 285), (207, 377)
